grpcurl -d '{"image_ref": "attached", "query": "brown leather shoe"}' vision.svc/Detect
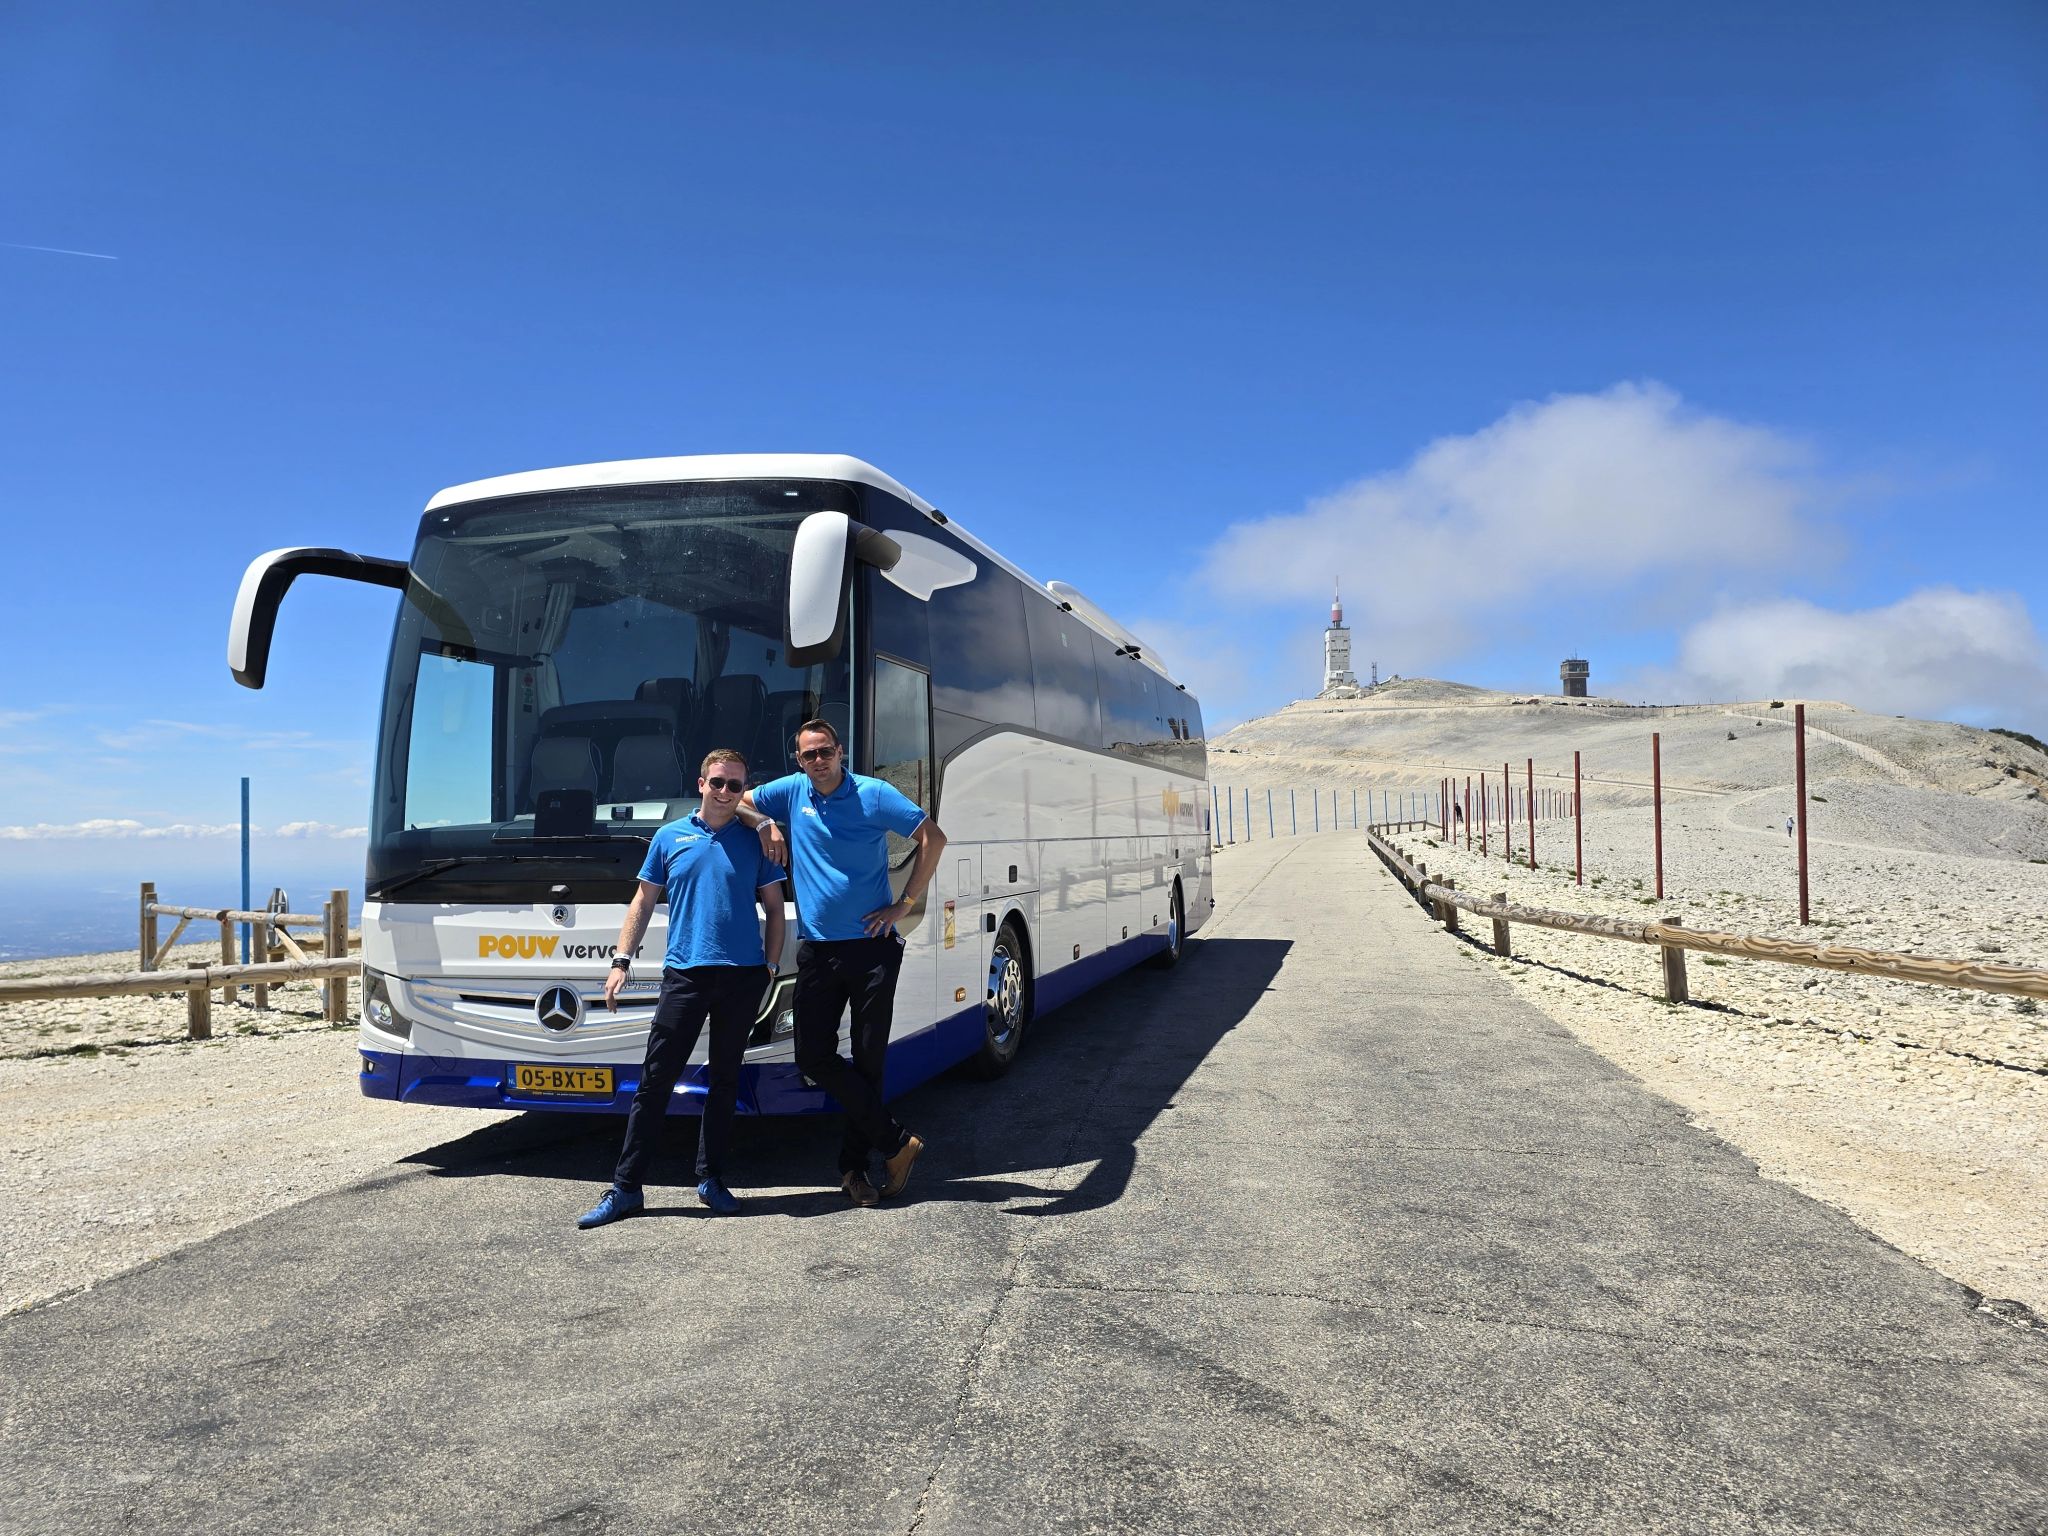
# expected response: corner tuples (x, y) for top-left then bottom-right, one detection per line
(840, 1170), (879, 1207)
(880, 1134), (924, 1198)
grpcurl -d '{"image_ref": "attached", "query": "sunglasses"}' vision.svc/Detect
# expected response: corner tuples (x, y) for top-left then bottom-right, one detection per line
(797, 746), (838, 763)
(704, 776), (745, 793)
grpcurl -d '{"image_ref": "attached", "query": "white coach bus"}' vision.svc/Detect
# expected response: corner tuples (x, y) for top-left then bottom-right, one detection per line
(230, 456), (1212, 1114)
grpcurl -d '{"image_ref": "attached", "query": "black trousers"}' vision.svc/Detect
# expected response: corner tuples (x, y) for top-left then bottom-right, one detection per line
(614, 964), (768, 1190)
(793, 935), (909, 1175)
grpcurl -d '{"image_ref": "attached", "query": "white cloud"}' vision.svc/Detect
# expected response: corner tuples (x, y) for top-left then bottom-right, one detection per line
(1157, 381), (1858, 724)
(0, 819), (366, 842)
(1200, 382), (1825, 628)
(271, 821), (369, 840)
(1649, 588), (2048, 723)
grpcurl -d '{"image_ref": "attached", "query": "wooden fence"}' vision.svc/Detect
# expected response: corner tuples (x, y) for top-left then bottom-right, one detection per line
(1367, 825), (2048, 1005)
(0, 883), (362, 1041)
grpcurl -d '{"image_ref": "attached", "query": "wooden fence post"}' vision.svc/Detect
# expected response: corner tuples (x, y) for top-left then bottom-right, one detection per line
(187, 981), (211, 1040)
(1438, 878), (1460, 933)
(1660, 918), (1689, 1003)
(324, 889), (349, 1022)
(219, 918), (237, 1006)
(140, 882), (157, 972)
(1492, 894), (1512, 958)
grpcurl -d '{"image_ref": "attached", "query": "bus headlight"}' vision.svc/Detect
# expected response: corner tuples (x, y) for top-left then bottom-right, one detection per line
(761, 973), (797, 1039)
(362, 968), (413, 1041)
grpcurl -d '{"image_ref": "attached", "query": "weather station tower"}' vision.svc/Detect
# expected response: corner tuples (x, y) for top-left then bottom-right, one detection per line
(1319, 583), (1361, 699)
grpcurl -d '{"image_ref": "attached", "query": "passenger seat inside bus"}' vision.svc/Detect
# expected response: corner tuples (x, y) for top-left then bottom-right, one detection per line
(608, 734), (684, 801)
(526, 701), (678, 811)
(528, 735), (601, 795)
(759, 689), (812, 777)
(701, 676), (766, 764)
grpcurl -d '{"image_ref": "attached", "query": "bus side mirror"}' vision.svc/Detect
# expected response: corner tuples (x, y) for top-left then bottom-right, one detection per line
(229, 547), (408, 689)
(788, 513), (936, 665)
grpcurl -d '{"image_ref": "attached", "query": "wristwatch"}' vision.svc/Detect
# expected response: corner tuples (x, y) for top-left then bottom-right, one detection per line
(610, 956), (631, 973)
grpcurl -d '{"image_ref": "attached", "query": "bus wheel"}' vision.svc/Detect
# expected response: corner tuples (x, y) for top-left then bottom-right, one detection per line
(1148, 880), (1185, 970)
(974, 919), (1031, 1078)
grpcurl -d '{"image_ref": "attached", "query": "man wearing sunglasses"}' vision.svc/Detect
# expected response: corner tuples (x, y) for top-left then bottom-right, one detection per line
(577, 748), (785, 1227)
(742, 718), (946, 1206)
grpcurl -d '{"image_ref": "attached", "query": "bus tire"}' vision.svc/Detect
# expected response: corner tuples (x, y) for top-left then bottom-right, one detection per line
(974, 918), (1032, 1078)
(1148, 879), (1186, 970)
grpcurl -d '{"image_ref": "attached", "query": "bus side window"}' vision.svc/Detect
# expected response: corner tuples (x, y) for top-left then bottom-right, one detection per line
(1026, 595), (1101, 746)
(872, 656), (933, 870)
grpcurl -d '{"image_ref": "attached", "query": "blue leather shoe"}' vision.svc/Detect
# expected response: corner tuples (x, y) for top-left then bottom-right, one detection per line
(696, 1178), (740, 1216)
(577, 1186), (643, 1229)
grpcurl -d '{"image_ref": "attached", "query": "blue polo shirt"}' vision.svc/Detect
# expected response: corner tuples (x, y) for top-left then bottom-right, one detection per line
(637, 812), (785, 970)
(748, 771), (927, 941)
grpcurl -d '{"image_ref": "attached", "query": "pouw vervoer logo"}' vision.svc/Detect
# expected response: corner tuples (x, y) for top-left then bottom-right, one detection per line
(535, 986), (583, 1033)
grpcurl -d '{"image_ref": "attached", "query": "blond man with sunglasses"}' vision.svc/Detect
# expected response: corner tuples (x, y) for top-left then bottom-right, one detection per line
(578, 749), (785, 1227)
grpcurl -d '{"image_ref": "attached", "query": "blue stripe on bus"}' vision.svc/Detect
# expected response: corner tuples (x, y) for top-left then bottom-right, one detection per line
(1035, 930), (1170, 1015)
(358, 929), (1171, 1112)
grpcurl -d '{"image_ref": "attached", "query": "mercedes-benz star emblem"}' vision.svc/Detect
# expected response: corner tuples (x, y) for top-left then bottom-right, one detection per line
(535, 985), (583, 1032)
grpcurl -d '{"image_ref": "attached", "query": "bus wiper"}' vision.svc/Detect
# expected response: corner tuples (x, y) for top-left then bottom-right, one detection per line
(371, 855), (502, 898)
(373, 849), (637, 899)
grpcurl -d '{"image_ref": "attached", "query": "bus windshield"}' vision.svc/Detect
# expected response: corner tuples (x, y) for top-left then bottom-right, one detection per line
(368, 479), (854, 896)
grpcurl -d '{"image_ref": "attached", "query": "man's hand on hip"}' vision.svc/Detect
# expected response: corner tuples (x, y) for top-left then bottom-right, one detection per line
(861, 897), (913, 937)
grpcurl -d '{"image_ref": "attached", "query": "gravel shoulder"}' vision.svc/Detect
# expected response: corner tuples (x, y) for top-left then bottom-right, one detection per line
(1, 941), (512, 1315)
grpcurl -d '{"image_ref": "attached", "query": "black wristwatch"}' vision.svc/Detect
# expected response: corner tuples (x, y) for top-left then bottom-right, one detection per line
(610, 956), (631, 973)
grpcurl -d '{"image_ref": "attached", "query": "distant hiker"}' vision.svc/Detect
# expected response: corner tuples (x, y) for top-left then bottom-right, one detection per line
(1786, 816), (1795, 838)
(577, 748), (785, 1228)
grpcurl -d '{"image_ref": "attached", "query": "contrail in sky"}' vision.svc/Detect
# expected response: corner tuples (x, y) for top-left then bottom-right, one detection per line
(0, 241), (119, 261)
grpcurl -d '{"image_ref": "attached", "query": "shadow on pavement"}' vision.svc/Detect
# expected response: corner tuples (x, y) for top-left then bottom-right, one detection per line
(398, 935), (1291, 1220)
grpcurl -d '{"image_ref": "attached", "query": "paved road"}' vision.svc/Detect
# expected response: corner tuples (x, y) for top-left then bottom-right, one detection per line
(6, 833), (2046, 1535)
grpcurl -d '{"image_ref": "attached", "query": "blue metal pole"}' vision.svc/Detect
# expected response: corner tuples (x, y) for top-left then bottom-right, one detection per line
(1245, 786), (1252, 840)
(239, 776), (251, 963)
(1267, 789), (1274, 838)
(1313, 791), (1320, 833)
(1290, 788), (1297, 835)
(1226, 785), (1235, 843)
(1211, 782), (1219, 845)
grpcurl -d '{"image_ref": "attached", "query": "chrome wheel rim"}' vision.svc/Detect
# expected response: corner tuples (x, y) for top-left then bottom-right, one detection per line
(1168, 886), (1183, 956)
(987, 943), (1023, 1046)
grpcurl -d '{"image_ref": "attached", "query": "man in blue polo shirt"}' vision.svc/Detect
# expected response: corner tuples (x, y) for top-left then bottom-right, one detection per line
(577, 747), (785, 1228)
(744, 718), (947, 1205)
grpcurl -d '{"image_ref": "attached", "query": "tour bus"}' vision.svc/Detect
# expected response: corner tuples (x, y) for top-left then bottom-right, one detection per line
(229, 455), (1212, 1114)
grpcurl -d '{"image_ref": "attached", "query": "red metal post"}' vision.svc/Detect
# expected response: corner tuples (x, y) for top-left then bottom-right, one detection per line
(1573, 749), (1583, 886)
(1652, 731), (1664, 901)
(1465, 775), (1472, 850)
(1502, 762), (1512, 862)
(1796, 703), (1811, 925)
(1479, 772), (1488, 855)
(1525, 758), (1536, 869)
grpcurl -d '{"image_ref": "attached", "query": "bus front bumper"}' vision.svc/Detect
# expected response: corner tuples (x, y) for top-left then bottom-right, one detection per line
(357, 1049), (836, 1115)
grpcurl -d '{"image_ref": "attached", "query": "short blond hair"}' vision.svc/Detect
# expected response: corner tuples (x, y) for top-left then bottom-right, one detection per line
(699, 747), (748, 778)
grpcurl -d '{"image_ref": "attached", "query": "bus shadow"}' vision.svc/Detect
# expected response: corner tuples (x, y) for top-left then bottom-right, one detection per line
(402, 935), (1290, 1221)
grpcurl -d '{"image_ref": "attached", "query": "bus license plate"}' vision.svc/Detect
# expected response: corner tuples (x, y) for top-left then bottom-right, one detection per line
(509, 1063), (614, 1098)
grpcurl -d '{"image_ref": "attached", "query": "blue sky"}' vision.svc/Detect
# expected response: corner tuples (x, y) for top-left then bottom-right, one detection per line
(2, 0), (2044, 885)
